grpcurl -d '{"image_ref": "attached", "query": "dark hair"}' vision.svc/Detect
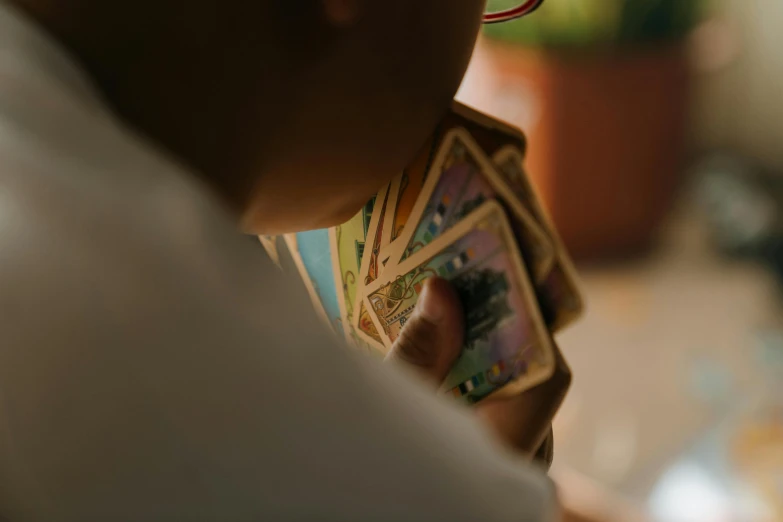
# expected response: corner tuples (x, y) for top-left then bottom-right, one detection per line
(270, 0), (337, 61)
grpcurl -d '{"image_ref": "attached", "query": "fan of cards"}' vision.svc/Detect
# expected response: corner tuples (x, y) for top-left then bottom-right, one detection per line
(260, 101), (583, 404)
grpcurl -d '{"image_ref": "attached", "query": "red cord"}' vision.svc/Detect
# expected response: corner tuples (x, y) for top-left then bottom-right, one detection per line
(482, 0), (546, 24)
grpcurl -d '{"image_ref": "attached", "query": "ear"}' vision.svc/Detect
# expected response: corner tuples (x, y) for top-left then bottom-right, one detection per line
(320, 0), (364, 27)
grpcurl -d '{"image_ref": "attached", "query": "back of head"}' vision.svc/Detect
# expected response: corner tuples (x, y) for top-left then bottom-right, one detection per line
(11, 0), (486, 233)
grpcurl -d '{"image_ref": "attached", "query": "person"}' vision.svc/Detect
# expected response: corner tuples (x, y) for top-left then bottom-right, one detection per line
(0, 1), (568, 520)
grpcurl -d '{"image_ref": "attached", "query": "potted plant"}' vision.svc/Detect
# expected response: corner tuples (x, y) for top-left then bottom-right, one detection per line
(459, 0), (708, 260)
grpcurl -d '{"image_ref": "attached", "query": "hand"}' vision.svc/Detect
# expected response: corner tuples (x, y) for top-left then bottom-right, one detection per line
(384, 277), (464, 384)
(385, 277), (570, 465)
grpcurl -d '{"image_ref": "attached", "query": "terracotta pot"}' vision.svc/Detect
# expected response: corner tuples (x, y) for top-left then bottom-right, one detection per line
(459, 38), (692, 260)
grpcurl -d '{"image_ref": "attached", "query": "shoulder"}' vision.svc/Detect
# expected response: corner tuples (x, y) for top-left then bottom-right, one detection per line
(0, 102), (277, 331)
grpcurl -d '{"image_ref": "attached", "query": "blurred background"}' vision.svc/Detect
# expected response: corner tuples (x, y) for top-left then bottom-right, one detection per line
(459, 1), (783, 520)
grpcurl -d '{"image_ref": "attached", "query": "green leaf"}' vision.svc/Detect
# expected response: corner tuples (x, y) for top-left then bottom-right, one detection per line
(482, 0), (708, 49)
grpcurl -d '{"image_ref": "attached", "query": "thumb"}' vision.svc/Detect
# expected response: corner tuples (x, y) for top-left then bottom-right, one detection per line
(385, 277), (464, 384)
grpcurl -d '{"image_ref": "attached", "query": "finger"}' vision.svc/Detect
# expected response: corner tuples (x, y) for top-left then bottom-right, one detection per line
(385, 277), (464, 384)
(476, 343), (571, 454)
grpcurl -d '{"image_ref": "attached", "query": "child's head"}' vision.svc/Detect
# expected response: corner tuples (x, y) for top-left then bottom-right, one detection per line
(16, 0), (486, 233)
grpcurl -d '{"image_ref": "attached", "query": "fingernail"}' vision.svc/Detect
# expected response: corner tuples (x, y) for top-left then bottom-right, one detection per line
(417, 279), (444, 324)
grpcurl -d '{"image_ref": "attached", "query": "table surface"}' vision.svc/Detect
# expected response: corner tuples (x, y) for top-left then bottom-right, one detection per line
(550, 199), (782, 520)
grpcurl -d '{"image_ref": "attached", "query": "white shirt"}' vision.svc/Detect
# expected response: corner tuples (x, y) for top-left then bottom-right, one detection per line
(0, 3), (556, 521)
